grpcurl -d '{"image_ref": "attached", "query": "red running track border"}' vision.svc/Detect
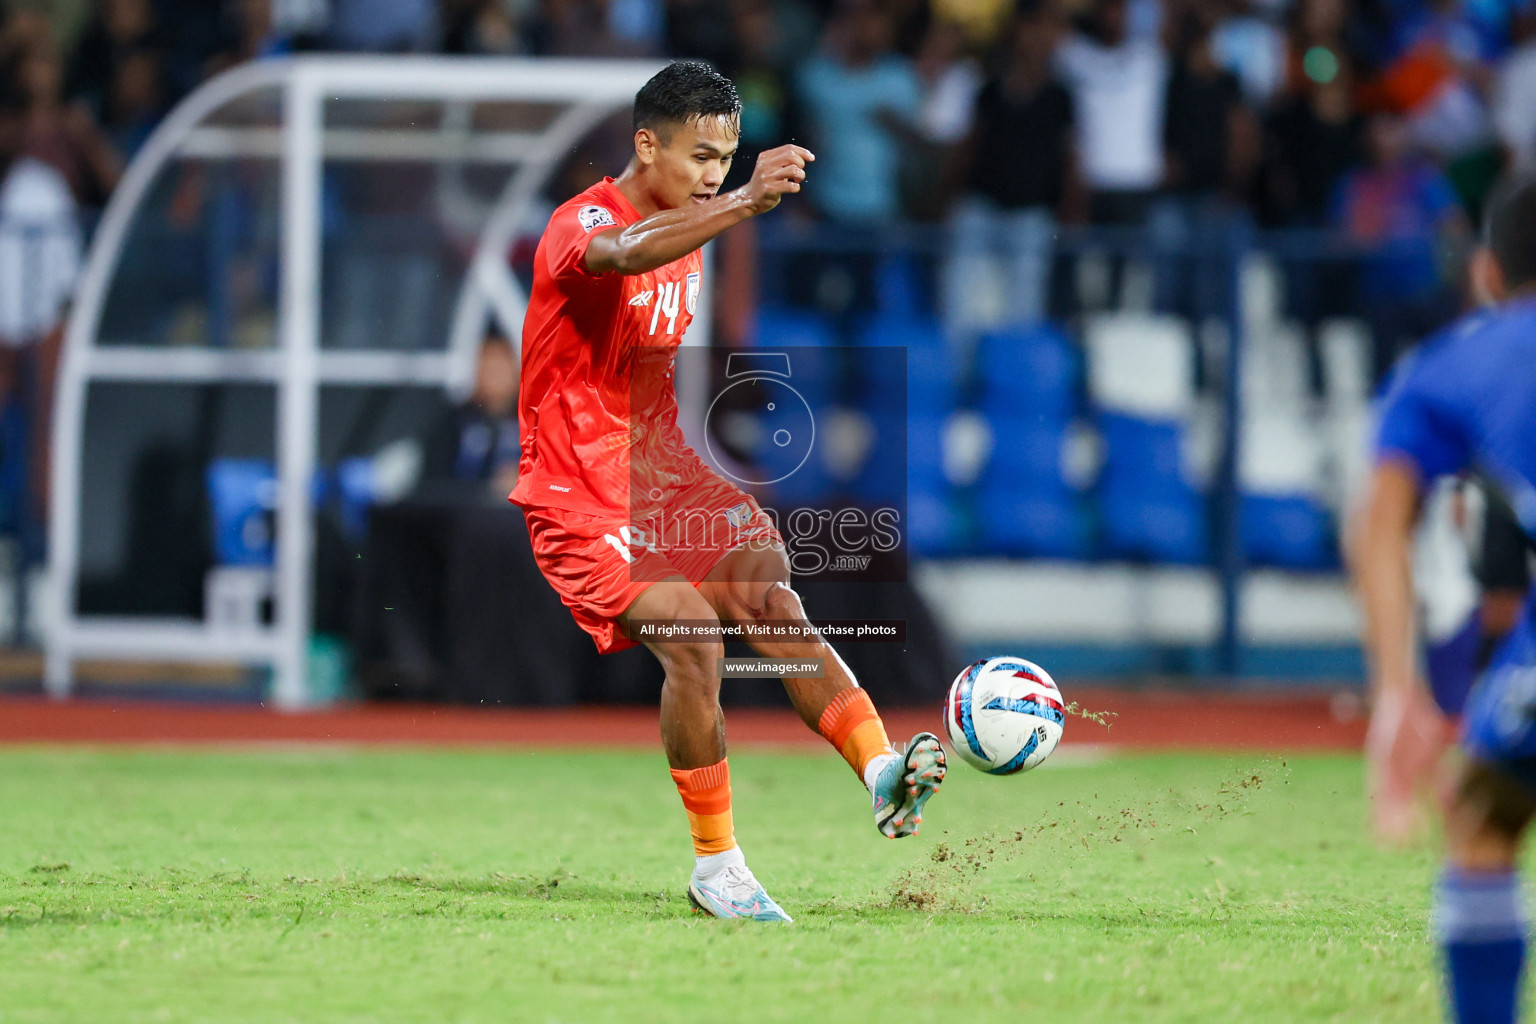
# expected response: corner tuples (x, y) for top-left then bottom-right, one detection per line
(0, 689), (1366, 750)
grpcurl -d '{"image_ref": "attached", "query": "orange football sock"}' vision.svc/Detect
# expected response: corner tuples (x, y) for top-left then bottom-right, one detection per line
(817, 686), (895, 778)
(670, 758), (736, 857)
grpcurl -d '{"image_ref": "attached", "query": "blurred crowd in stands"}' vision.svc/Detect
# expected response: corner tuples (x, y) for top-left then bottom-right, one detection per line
(0, 0), (1530, 577)
(1, 0), (1530, 232)
(0, 0), (1523, 357)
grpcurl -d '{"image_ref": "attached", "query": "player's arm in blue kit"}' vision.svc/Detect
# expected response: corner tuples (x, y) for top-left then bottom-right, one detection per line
(1349, 349), (1466, 841)
(1352, 336), (1483, 837)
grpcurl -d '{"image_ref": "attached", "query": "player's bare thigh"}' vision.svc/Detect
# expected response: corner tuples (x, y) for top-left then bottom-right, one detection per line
(618, 576), (729, 768)
(697, 538), (856, 729)
(618, 575), (716, 638)
(618, 576), (725, 678)
(696, 543), (794, 625)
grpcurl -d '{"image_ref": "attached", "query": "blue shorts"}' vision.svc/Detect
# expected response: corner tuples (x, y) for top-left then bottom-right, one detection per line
(1427, 609), (1482, 716)
(1461, 598), (1536, 791)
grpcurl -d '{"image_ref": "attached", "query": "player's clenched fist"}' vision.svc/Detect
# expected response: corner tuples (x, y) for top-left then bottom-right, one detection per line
(740, 145), (815, 215)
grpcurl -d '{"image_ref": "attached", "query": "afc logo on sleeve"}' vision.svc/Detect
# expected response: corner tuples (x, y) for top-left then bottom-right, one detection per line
(577, 205), (616, 232)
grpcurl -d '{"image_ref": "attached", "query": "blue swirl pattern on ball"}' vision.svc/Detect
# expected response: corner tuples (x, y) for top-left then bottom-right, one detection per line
(956, 660), (988, 760)
(982, 695), (1066, 726)
(989, 728), (1042, 775)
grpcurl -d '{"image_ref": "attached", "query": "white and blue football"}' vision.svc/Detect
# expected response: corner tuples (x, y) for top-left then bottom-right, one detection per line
(943, 657), (1065, 774)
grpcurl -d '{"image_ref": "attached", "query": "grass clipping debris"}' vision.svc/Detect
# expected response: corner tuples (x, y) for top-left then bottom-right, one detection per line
(886, 759), (1288, 913)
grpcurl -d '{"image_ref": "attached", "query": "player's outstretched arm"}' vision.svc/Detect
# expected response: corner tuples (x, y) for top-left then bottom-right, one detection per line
(585, 145), (814, 276)
(1347, 458), (1448, 842)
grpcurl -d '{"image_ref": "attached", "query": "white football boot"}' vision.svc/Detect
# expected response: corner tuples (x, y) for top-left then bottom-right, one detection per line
(686, 848), (793, 922)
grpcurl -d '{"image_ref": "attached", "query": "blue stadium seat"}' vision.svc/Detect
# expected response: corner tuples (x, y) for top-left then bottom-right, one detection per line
(336, 457), (375, 541)
(976, 483), (1089, 559)
(975, 404), (1087, 558)
(1241, 494), (1336, 569)
(852, 315), (953, 413)
(850, 343), (955, 415)
(756, 432), (831, 508)
(875, 255), (933, 320)
(856, 314), (944, 352)
(849, 345), (905, 412)
(977, 325), (1079, 423)
(1098, 479), (1207, 564)
(907, 413), (945, 489)
(907, 343), (957, 414)
(737, 308), (839, 412)
(754, 306), (837, 349)
(1094, 411), (1206, 563)
(1097, 412), (1185, 486)
(986, 420), (1068, 484)
(908, 487), (958, 557)
(907, 412), (960, 557)
(854, 411), (919, 507)
(206, 458), (277, 566)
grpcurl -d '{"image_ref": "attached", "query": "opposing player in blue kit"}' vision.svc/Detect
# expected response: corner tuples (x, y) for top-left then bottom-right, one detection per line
(1353, 174), (1536, 1024)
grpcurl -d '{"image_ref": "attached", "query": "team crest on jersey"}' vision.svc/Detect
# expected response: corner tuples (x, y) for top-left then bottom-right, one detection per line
(685, 272), (700, 314)
(577, 205), (616, 232)
(722, 501), (753, 529)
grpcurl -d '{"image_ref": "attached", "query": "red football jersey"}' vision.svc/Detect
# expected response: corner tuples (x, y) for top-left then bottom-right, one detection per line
(508, 178), (706, 516)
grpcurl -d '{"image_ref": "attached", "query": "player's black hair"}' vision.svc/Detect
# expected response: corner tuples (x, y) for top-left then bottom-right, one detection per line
(632, 61), (740, 139)
(1485, 174), (1536, 290)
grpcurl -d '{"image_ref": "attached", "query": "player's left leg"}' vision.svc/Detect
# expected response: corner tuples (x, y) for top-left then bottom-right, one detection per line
(1442, 608), (1536, 1023)
(696, 542), (945, 838)
(617, 579), (791, 922)
(1437, 759), (1535, 1024)
(520, 506), (789, 921)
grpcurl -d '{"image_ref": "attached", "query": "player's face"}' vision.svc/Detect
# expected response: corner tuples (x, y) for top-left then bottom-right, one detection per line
(637, 115), (739, 210)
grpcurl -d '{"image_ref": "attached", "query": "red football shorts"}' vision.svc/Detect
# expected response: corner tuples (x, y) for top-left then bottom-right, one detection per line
(521, 472), (784, 654)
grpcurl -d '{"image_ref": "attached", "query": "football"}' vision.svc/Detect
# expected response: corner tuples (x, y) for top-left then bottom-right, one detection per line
(943, 656), (1066, 774)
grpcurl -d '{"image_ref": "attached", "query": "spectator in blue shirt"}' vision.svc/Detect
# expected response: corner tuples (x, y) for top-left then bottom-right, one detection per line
(422, 332), (520, 498)
(1333, 110), (1470, 379)
(796, 3), (921, 227)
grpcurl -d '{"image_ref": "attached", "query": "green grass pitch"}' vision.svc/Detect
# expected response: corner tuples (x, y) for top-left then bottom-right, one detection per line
(0, 746), (1449, 1023)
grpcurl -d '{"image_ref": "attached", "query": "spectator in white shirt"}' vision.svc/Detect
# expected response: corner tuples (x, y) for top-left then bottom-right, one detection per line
(0, 152), (79, 346)
(0, 68), (82, 539)
(1055, 0), (1169, 226)
(1493, 12), (1536, 171)
(1053, 0), (1168, 311)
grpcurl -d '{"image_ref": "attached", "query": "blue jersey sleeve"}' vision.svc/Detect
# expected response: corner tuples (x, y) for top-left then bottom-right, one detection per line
(1374, 357), (1473, 481)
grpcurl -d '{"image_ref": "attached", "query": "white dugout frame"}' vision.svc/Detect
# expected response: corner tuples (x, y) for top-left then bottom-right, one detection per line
(46, 56), (677, 706)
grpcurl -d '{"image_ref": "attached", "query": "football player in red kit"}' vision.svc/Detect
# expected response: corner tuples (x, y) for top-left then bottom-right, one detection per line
(509, 62), (945, 921)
